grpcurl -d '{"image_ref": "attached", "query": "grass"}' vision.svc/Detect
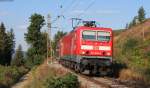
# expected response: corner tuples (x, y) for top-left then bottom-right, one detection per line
(114, 19), (150, 86)
(25, 62), (79, 88)
(0, 66), (28, 88)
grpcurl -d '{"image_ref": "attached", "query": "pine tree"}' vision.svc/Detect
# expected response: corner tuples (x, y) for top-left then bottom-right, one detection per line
(138, 6), (146, 23)
(125, 23), (129, 29)
(132, 16), (138, 26)
(11, 45), (24, 66)
(6, 28), (15, 65)
(0, 23), (8, 65)
(0, 23), (15, 65)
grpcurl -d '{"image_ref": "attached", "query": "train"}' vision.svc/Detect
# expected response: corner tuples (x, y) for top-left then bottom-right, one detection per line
(58, 21), (113, 75)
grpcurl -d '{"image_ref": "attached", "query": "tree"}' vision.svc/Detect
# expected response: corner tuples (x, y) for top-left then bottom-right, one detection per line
(25, 13), (45, 46)
(138, 6), (146, 23)
(11, 45), (24, 66)
(0, 23), (15, 65)
(6, 28), (15, 65)
(125, 23), (129, 29)
(132, 16), (138, 26)
(0, 23), (7, 65)
(24, 13), (46, 68)
(52, 31), (67, 57)
(126, 6), (146, 29)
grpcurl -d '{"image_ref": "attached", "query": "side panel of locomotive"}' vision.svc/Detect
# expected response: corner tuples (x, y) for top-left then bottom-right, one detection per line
(59, 31), (78, 61)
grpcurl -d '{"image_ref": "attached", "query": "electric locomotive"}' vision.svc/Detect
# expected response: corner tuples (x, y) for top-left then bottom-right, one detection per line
(58, 21), (113, 75)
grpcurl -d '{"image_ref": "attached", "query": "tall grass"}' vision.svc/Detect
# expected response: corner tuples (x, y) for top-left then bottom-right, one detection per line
(0, 66), (28, 88)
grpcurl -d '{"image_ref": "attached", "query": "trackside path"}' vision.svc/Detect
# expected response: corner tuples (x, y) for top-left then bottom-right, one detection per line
(12, 71), (33, 88)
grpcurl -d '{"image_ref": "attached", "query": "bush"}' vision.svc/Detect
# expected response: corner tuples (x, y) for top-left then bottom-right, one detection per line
(0, 65), (28, 88)
(44, 73), (80, 88)
(122, 38), (139, 53)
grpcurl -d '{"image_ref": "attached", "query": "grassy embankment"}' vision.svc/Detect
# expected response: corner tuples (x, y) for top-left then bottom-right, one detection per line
(24, 62), (79, 88)
(114, 19), (150, 85)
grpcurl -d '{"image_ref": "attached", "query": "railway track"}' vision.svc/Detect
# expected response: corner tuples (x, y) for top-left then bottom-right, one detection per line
(78, 73), (129, 88)
(60, 64), (129, 88)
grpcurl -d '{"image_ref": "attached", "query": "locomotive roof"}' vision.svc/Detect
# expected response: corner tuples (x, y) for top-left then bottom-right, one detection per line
(74, 26), (112, 31)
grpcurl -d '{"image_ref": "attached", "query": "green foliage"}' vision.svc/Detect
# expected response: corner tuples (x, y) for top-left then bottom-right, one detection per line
(25, 47), (44, 69)
(0, 66), (28, 88)
(0, 23), (15, 65)
(132, 16), (138, 26)
(24, 13), (46, 68)
(128, 16), (139, 29)
(6, 29), (15, 64)
(122, 38), (139, 53)
(44, 73), (79, 88)
(126, 6), (146, 29)
(138, 6), (146, 23)
(115, 33), (150, 85)
(11, 45), (24, 66)
(146, 51), (150, 58)
(25, 13), (45, 45)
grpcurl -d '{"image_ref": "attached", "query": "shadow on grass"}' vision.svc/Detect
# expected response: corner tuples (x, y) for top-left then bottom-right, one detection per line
(0, 84), (10, 88)
(112, 61), (127, 78)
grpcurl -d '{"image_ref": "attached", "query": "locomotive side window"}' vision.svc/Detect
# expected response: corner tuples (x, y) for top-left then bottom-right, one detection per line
(97, 31), (110, 41)
(82, 31), (96, 40)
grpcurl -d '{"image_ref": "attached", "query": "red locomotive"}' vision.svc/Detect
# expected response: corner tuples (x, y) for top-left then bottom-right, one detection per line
(59, 21), (113, 75)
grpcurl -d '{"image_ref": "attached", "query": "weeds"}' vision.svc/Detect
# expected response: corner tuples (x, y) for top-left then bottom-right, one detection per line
(0, 66), (28, 88)
(44, 73), (79, 88)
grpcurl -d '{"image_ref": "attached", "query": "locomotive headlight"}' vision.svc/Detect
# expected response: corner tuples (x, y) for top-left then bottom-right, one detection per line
(81, 51), (85, 54)
(99, 46), (111, 50)
(106, 52), (111, 56)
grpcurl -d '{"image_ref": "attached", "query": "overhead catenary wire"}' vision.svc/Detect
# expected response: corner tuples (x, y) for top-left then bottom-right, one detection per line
(61, 0), (77, 15)
(77, 0), (96, 18)
(52, 0), (97, 31)
(51, 0), (77, 24)
(60, 0), (85, 29)
(69, 0), (83, 12)
(66, 0), (96, 28)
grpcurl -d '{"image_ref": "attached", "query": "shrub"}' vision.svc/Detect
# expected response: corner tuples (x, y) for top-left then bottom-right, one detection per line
(0, 66), (28, 88)
(122, 38), (139, 53)
(44, 73), (80, 88)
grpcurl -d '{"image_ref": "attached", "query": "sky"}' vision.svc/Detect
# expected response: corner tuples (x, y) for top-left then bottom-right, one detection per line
(0, 0), (150, 51)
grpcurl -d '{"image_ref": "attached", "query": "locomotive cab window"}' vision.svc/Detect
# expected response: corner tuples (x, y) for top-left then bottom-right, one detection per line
(82, 30), (96, 40)
(97, 31), (110, 41)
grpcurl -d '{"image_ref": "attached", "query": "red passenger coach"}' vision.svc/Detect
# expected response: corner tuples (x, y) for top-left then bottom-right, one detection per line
(59, 21), (113, 75)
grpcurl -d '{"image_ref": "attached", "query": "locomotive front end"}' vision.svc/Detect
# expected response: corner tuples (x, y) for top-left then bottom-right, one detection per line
(79, 28), (113, 75)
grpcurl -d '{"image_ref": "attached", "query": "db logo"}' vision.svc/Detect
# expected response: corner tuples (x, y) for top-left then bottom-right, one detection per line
(94, 46), (99, 50)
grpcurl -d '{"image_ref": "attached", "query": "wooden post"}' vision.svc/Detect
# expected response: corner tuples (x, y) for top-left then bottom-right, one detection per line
(143, 27), (145, 41)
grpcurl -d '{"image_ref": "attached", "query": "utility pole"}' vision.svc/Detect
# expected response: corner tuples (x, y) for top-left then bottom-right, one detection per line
(47, 14), (52, 64)
(143, 27), (145, 41)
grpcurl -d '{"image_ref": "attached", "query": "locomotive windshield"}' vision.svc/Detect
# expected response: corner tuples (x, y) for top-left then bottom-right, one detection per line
(97, 31), (110, 41)
(82, 31), (96, 40)
(82, 30), (110, 41)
